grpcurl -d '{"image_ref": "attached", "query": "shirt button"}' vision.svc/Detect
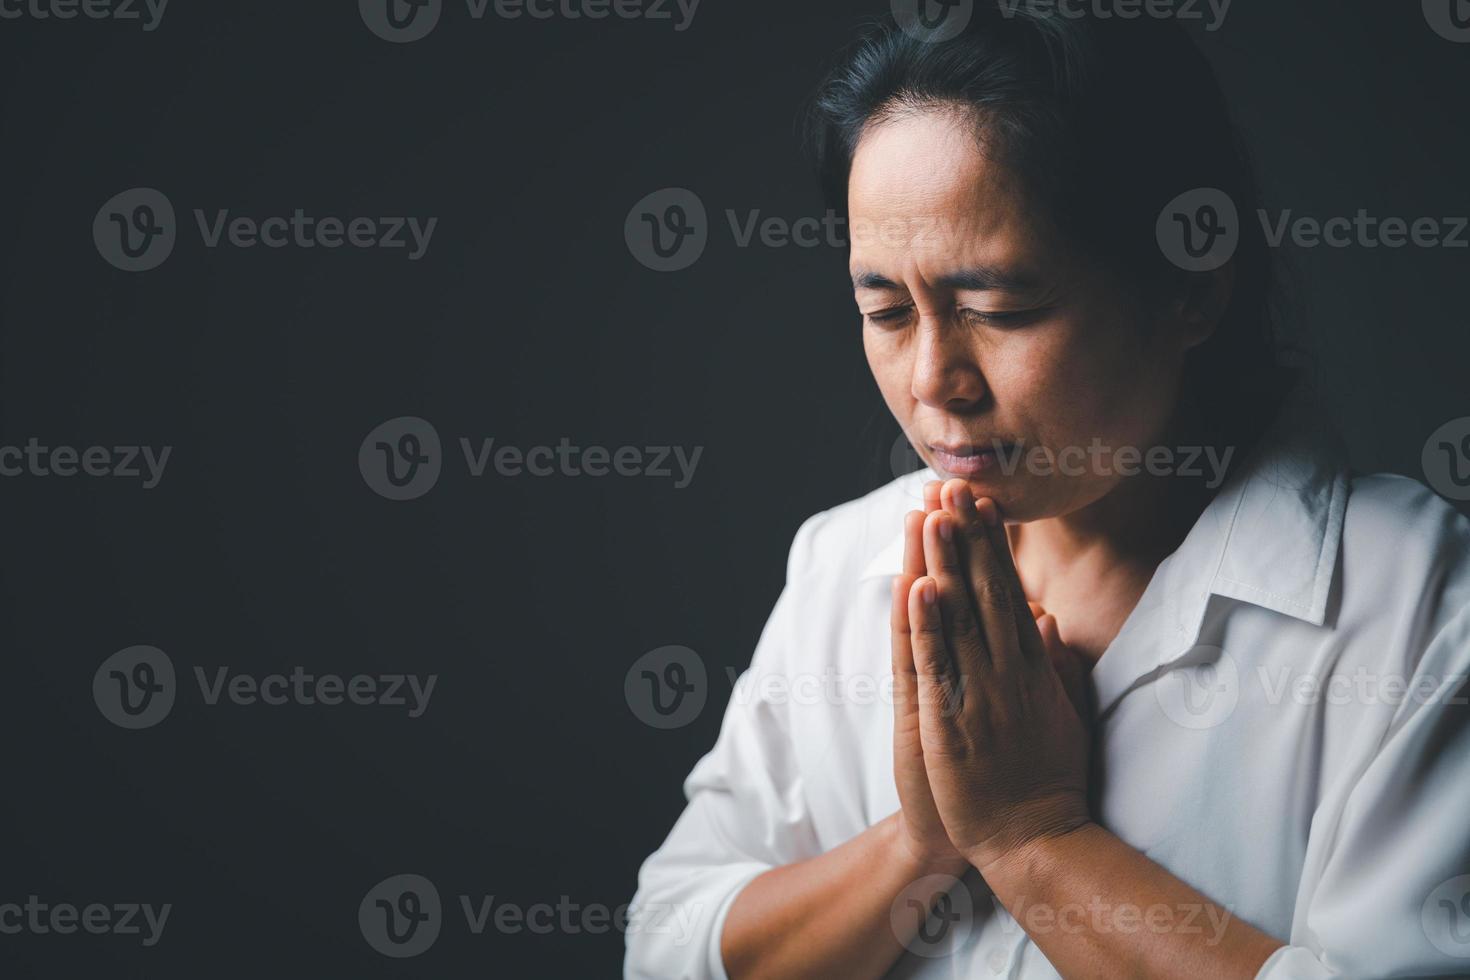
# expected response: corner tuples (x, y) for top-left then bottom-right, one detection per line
(987, 945), (1009, 974)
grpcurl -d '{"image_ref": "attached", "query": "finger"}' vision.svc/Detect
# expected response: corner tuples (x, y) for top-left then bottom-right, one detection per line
(903, 510), (926, 580)
(941, 480), (1026, 672)
(922, 508), (990, 674)
(967, 490), (1048, 668)
(971, 496), (1030, 615)
(907, 576), (962, 720)
(923, 480), (943, 513)
(891, 574), (920, 720)
(892, 573), (917, 670)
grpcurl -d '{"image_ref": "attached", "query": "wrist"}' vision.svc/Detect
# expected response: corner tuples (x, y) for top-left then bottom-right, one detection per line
(964, 807), (1095, 882)
(887, 814), (972, 879)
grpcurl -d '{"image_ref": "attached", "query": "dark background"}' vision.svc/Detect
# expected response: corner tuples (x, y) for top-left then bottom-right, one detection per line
(0, 0), (1466, 975)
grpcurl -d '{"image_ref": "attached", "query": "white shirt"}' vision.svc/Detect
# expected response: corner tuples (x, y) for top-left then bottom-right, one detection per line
(625, 395), (1470, 979)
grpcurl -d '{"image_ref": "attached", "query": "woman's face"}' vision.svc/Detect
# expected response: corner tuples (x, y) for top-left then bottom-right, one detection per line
(850, 108), (1212, 523)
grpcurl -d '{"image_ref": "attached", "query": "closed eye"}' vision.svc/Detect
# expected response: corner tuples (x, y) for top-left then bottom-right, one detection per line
(862, 305), (914, 326)
(862, 306), (1049, 328)
(959, 307), (1049, 328)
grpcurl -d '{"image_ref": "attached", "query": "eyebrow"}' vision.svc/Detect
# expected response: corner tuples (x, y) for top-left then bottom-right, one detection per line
(851, 266), (1041, 292)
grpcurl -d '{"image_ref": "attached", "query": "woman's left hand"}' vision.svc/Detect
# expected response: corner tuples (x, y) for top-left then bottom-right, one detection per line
(906, 478), (1093, 875)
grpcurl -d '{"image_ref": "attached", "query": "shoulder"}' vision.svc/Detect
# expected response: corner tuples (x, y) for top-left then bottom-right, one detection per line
(1340, 471), (1470, 587)
(1337, 471), (1470, 668)
(782, 468), (932, 588)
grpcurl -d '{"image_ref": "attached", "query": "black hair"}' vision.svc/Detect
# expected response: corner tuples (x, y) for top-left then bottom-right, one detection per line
(807, 4), (1304, 466)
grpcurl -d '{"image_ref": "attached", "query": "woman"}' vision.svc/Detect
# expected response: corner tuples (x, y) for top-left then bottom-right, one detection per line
(626, 7), (1470, 978)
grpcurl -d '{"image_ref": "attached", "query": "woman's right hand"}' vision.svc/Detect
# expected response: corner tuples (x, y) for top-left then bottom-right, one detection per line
(891, 491), (966, 870)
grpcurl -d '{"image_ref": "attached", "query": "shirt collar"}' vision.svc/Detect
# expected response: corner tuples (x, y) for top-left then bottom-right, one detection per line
(1163, 386), (1349, 643)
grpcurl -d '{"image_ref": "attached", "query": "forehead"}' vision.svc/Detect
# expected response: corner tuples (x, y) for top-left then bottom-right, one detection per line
(847, 109), (1036, 275)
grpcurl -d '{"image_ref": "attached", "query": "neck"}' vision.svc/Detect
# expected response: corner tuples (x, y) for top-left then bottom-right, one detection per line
(1005, 408), (1224, 655)
(1007, 469), (1213, 587)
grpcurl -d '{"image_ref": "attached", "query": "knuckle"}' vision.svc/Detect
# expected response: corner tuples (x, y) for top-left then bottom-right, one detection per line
(976, 577), (1016, 614)
(946, 608), (981, 640)
(916, 616), (947, 637)
(944, 595), (979, 635)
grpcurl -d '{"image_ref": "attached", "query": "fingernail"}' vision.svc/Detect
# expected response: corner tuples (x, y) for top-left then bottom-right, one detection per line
(938, 516), (953, 541)
(921, 579), (937, 605)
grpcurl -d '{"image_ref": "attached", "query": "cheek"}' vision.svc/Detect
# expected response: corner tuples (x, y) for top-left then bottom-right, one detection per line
(863, 331), (911, 411)
(976, 331), (1068, 416)
(1025, 317), (1177, 444)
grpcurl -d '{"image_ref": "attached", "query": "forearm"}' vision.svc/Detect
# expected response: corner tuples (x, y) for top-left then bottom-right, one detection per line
(721, 812), (970, 980)
(976, 822), (1283, 980)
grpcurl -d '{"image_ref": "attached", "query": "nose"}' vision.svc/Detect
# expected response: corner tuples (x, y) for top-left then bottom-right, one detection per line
(910, 313), (987, 412)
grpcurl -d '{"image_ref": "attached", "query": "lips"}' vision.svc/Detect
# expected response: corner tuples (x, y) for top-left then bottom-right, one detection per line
(927, 440), (1013, 477)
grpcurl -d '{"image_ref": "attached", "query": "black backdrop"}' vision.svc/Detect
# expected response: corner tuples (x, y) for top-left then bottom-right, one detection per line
(0, 1), (1467, 976)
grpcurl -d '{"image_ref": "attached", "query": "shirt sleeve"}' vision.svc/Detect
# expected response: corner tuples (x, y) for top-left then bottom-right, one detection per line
(1257, 600), (1470, 979)
(624, 515), (828, 980)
